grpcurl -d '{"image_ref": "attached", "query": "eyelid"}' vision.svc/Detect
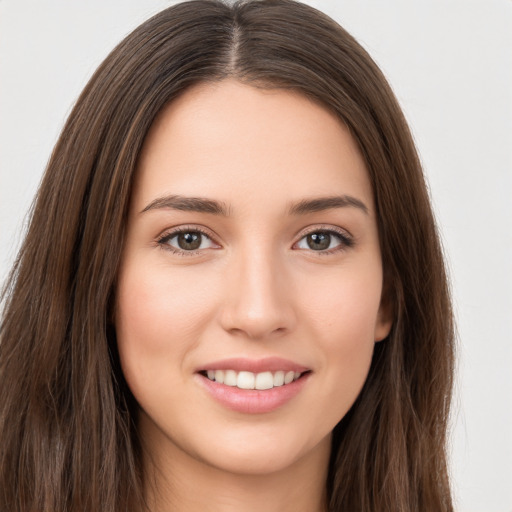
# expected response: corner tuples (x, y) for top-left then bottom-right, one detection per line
(293, 224), (354, 252)
(154, 223), (354, 256)
(156, 224), (221, 255)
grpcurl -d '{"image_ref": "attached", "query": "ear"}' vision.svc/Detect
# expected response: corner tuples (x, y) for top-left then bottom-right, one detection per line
(374, 286), (394, 342)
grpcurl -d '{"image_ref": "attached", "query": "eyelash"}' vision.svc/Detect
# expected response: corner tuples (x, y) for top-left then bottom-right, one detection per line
(155, 225), (354, 256)
(156, 226), (216, 256)
(294, 226), (354, 255)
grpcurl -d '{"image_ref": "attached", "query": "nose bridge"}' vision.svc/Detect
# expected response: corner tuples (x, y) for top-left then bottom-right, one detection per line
(220, 240), (295, 339)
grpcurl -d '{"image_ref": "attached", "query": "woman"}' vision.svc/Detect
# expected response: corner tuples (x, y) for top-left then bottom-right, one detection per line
(0, 1), (455, 511)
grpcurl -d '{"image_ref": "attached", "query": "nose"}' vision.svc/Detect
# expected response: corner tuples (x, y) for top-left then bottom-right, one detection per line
(218, 248), (297, 340)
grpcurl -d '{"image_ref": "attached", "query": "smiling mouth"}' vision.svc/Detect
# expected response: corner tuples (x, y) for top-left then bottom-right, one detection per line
(199, 369), (309, 390)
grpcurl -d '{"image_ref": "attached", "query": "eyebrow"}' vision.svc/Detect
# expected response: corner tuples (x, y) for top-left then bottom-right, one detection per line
(140, 193), (368, 217)
(288, 195), (369, 216)
(140, 195), (229, 216)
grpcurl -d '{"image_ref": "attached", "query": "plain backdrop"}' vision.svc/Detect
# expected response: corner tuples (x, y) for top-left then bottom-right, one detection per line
(1, 1), (511, 511)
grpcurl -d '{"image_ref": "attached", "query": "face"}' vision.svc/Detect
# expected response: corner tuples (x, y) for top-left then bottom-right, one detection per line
(116, 80), (392, 476)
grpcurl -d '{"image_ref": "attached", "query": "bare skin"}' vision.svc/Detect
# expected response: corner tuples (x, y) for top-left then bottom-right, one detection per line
(116, 80), (391, 511)
(142, 423), (330, 512)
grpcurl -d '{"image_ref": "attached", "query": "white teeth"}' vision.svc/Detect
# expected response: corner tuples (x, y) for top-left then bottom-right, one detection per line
(214, 370), (225, 384)
(255, 371), (273, 390)
(224, 370), (237, 386)
(284, 371), (295, 384)
(204, 369), (304, 390)
(273, 371), (285, 386)
(237, 371), (255, 390)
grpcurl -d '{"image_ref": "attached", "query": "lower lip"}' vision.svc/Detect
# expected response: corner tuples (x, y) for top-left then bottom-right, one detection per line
(197, 373), (310, 414)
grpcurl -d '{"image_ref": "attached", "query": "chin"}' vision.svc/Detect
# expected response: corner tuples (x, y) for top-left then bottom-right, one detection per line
(188, 425), (332, 477)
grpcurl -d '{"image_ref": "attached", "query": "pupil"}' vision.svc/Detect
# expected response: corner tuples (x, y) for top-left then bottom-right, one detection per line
(307, 232), (330, 250)
(178, 232), (201, 250)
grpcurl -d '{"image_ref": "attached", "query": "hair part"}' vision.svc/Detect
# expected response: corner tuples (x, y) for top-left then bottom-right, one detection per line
(0, 1), (454, 510)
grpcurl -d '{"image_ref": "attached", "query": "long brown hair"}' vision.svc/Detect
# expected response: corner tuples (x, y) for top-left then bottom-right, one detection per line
(0, 1), (455, 510)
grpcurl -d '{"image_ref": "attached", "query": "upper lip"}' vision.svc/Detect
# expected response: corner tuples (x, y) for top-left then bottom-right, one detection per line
(197, 357), (310, 374)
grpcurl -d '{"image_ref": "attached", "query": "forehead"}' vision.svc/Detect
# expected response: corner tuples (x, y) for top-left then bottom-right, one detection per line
(133, 79), (373, 215)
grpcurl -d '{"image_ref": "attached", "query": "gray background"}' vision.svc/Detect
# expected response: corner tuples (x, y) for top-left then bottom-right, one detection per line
(1, 1), (511, 510)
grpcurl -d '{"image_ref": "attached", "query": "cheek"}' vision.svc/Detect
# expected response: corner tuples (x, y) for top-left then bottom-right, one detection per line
(114, 262), (217, 388)
(301, 260), (383, 344)
(298, 265), (382, 415)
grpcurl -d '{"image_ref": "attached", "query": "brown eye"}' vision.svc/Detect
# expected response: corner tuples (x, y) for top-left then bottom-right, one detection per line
(306, 232), (331, 250)
(295, 229), (353, 252)
(159, 229), (217, 252)
(177, 232), (202, 250)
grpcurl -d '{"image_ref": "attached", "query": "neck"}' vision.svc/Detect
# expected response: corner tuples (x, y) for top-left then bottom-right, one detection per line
(141, 423), (330, 512)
